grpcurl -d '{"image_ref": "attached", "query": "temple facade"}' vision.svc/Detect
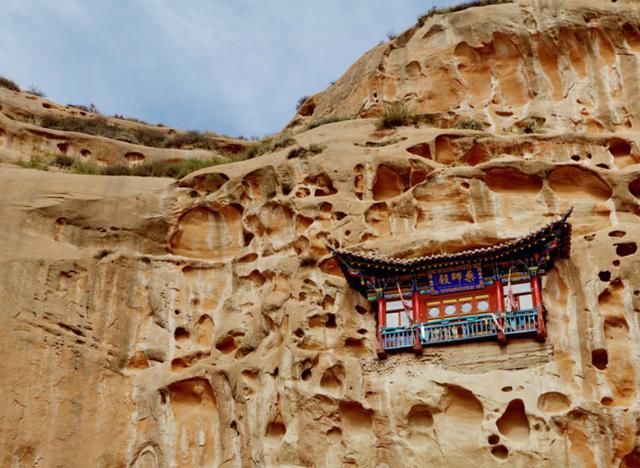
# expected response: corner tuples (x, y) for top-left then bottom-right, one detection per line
(332, 211), (572, 358)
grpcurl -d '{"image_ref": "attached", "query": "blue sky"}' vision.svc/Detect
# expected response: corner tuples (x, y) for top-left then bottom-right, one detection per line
(1, 1), (456, 137)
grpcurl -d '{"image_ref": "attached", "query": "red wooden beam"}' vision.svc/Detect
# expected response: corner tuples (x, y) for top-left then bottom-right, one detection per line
(412, 290), (423, 355)
(376, 293), (387, 359)
(495, 280), (507, 345)
(531, 275), (546, 341)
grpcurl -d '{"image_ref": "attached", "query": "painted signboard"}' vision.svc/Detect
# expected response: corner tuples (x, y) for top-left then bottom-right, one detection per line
(430, 265), (482, 294)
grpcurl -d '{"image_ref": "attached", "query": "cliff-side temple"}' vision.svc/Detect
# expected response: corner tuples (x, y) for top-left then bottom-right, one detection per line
(333, 210), (572, 358)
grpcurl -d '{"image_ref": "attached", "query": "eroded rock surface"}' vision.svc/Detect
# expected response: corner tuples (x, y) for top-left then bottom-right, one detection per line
(2, 1), (640, 467)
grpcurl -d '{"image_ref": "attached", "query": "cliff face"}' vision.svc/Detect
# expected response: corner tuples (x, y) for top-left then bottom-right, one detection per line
(2, 1), (640, 467)
(290, 0), (640, 136)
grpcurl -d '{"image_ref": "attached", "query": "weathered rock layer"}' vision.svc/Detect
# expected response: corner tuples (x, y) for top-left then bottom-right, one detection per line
(2, 1), (640, 467)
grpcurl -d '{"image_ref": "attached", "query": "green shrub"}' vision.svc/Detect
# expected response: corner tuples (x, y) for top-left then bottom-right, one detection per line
(102, 165), (132, 176)
(18, 153), (49, 170)
(296, 95), (310, 110)
(68, 103), (101, 114)
(378, 102), (411, 129)
(26, 86), (46, 97)
(308, 143), (325, 154)
(0, 76), (20, 92)
(53, 154), (75, 168)
(71, 160), (101, 175)
(165, 130), (219, 150)
(456, 119), (484, 131)
(418, 0), (512, 24)
(287, 144), (326, 159)
(243, 134), (296, 159)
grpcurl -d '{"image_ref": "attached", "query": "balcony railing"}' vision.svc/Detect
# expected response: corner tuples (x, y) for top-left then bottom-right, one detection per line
(380, 309), (539, 351)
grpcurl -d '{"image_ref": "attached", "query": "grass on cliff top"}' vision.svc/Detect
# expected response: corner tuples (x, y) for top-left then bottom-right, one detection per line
(11, 110), (297, 161)
(17, 151), (243, 179)
(417, 0), (512, 24)
(0, 75), (21, 92)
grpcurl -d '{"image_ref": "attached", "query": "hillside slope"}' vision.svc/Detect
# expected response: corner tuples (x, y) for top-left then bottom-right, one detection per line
(2, 1), (640, 467)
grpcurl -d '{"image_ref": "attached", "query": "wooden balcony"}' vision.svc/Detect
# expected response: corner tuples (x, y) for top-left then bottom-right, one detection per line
(380, 309), (539, 351)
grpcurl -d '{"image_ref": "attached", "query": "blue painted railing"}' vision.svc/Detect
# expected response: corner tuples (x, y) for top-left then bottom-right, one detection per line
(381, 309), (539, 351)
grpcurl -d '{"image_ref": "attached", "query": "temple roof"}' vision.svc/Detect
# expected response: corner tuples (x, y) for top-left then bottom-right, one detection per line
(331, 209), (572, 275)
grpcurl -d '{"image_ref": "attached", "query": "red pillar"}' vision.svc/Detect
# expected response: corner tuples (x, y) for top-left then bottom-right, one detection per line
(495, 279), (507, 345)
(376, 293), (387, 359)
(412, 290), (423, 355)
(531, 275), (546, 341)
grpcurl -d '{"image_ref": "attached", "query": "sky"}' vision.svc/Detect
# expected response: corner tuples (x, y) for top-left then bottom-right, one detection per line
(0, 1), (457, 137)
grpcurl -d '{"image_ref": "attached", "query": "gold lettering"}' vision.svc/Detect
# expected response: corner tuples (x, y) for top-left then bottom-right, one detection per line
(439, 273), (451, 285)
(451, 272), (462, 282)
(465, 270), (475, 283)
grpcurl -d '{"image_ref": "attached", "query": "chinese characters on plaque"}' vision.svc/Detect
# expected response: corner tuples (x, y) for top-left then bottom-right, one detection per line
(431, 265), (482, 293)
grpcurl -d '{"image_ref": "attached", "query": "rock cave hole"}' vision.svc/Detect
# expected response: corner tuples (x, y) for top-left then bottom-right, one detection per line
(571, 155), (581, 161)
(608, 138), (632, 157)
(496, 399), (530, 441)
(325, 313), (337, 328)
(501, 386), (513, 392)
(600, 397), (613, 406)
(630, 179), (640, 198)
(443, 385), (484, 427)
(620, 447), (640, 467)
(609, 230), (626, 238)
(266, 421), (286, 441)
(216, 335), (237, 354)
(592, 348), (608, 370)
(613, 260), (621, 267)
(174, 327), (189, 341)
(488, 434), (500, 445)
(320, 364), (345, 393)
(327, 426), (342, 441)
(537, 392), (571, 413)
(301, 368), (312, 381)
(406, 143), (432, 159)
(408, 404), (434, 430)
(344, 337), (367, 355)
(599, 271), (612, 282)
(615, 242), (637, 257)
(491, 445), (509, 460)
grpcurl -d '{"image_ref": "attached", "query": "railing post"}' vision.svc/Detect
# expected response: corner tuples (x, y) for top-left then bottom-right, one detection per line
(411, 287), (423, 355)
(376, 289), (387, 359)
(495, 279), (507, 345)
(531, 274), (546, 341)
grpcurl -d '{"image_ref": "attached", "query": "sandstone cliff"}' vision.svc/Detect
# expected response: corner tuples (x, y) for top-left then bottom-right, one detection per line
(2, 1), (640, 467)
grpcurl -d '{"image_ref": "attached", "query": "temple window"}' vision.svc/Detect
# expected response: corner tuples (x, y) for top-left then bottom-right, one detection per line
(332, 210), (572, 359)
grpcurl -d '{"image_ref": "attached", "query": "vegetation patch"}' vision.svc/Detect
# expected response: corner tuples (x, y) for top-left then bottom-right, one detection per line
(377, 102), (413, 129)
(287, 144), (326, 159)
(357, 136), (407, 148)
(417, 0), (512, 24)
(26, 86), (46, 97)
(17, 151), (237, 179)
(455, 119), (484, 131)
(0, 75), (20, 92)
(243, 134), (296, 159)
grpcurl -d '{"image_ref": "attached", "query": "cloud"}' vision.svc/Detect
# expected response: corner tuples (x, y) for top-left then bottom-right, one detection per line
(0, 0), (456, 136)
